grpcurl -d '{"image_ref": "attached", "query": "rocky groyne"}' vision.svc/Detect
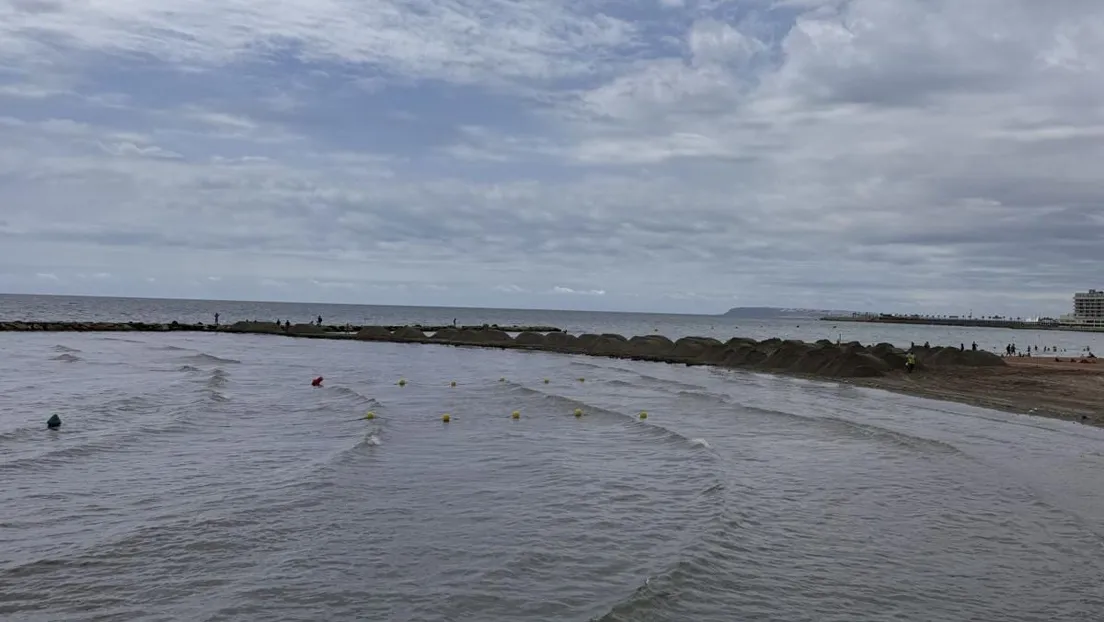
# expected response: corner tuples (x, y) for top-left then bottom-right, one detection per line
(350, 325), (1004, 379)
(1, 320), (1006, 380)
(0, 321), (562, 334)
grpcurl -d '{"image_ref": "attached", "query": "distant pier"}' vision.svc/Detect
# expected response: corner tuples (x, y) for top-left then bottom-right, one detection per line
(820, 314), (1103, 333)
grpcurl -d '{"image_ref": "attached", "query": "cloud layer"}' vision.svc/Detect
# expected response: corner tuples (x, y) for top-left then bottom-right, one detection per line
(1, 0), (1102, 315)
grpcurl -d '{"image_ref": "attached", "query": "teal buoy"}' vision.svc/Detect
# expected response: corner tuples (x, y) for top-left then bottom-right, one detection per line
(46, 414), (61, 429)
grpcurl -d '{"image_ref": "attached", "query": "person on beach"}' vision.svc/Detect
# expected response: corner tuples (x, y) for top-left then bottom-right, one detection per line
(905, 353), (916, 373)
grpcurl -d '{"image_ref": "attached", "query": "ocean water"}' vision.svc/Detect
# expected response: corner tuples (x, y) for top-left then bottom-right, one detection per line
(3, 293), (1104, 355)
(3, 297), (1104, 620)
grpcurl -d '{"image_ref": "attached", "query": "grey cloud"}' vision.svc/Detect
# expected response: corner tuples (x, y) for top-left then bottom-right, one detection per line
(2, 0), (1104, 315)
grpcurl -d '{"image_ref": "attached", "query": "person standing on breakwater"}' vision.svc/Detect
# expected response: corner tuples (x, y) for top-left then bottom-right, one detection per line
(214, 312), (220, 326)
(317, 315), (323, 326)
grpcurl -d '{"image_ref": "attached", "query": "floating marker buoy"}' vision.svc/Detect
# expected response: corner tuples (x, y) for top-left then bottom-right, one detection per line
(398, 379), (407, 387)
(46, 414), (61, 429)
(364, 411), (375, 420)
(499, 377), (505, 382)
(574, 408), (583, 418)
(450, 381), (456, 387)
(543, 379), (550, 384)
(578, 377), (585, 382)
(639, 411), (648, 420)
(442, 413), (451, 423)
(511, 410), (520, 419)
(311, 376), (323, 387)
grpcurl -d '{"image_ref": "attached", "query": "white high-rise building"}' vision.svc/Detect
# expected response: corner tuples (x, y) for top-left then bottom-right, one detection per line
(1061, 290), (1104, 328)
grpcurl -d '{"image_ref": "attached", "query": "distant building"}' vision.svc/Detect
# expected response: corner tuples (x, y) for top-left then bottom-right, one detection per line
(1060, 289), (1104, 328)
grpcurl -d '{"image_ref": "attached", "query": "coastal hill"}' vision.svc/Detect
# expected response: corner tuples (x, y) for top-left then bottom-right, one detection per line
(721, 306), (852, 319)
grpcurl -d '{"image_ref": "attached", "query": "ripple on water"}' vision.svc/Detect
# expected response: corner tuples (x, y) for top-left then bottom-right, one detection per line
(1, 333), (1104, 621)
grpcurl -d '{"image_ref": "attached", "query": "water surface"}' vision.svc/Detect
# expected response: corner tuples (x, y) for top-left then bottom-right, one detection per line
(2, 331), (1104, 621)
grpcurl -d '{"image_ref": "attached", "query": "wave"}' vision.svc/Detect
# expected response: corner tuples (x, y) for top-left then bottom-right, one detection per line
(52, 345), (81, 353)
(154, 345), (190, 352)
(326, 386), (380, 406)
(179, 353), (241, 365)
(178, 365), (201, 373)
(739, 403), (967, 457)
(206, 368), (229, 388)
(51, 353), (82, 363)
(503, 381), (717, 456)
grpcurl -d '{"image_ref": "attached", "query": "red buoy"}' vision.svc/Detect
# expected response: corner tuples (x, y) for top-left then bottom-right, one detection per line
(311, 376), (324, 387)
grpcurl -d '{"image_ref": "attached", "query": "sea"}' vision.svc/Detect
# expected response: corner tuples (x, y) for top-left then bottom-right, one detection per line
(3, 294), (1104, 621)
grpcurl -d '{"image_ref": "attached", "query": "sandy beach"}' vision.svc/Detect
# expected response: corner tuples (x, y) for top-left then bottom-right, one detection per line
(857, 357), (1104, 426)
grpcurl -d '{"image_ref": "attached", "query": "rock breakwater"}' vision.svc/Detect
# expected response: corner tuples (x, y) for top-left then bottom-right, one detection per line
(353, 325), (1005, 379)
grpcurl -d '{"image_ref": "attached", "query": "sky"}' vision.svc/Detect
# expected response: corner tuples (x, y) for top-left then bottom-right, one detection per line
(1, 0), (1102, 316)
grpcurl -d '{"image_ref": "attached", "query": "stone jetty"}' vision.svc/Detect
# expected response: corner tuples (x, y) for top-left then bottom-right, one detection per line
(0, 321), (562, 334)
(1, 319), (1006, 380)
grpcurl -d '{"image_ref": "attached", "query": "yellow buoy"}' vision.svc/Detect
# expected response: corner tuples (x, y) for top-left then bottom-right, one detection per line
(442, 413), (451, 423)
(543, 378), (550, 384)
(398, 378), (407, 387)
(574, 408), (583, 418)
(499, 377), (505, 382)
(450, 381), (456, 387)
(364, 411), (375, 420)
(577, 377), (585, 382)
(511, 410), (520, 419)
(639, 411), (648, 420)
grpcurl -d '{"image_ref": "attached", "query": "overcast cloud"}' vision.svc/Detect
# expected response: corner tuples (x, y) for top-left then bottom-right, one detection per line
(1, 0), (1102, 316)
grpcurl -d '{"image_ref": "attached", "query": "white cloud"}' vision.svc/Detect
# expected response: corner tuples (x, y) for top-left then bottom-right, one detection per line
(553, 286), (606, 296)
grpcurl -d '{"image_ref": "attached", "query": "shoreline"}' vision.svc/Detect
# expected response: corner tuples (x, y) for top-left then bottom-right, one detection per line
(5, 320), (1101, 427)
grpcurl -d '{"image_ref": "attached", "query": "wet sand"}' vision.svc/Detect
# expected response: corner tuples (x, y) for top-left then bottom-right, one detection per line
(855, 358), (1104, 426)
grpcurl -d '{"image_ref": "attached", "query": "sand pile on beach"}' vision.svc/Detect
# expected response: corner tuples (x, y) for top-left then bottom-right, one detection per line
(628, 335), (675, 358)
(917, 347), (1005, 367)
(543, 332), (577, 352)
(454, 328), (513, 345)
(355, 326), (392, 341)
(514, 331), (547, 347)
(587, 334), (630, 356)
(430, 327), (461, 342)
(391, 327), (426, 341)
(369, 324), (1008, 381)
(226, 321), (283, 334)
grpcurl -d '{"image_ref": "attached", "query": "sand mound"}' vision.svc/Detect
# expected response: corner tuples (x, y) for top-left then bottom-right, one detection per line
(720, 343), (769, 367)
(430, 327), (461, 342)
(514, 331), (547, 347)
(588, 334), (630, 356)
(456, 328), (513, 346)
(760, 340), (813, 370)
(789, 344), (843, 375)
(573, 334), (601, 353)
(924, 347), (1006, 368)
(870, 343), (908, 371)
(672, 337), (723, 361)
(226, 321), (282, 334)
(819, 351), (888, 378)
(356, 326), (392, 341)
(543, 332), (578, 352)
(628, 335), (675, 358)
(391, 326), (426, 341)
